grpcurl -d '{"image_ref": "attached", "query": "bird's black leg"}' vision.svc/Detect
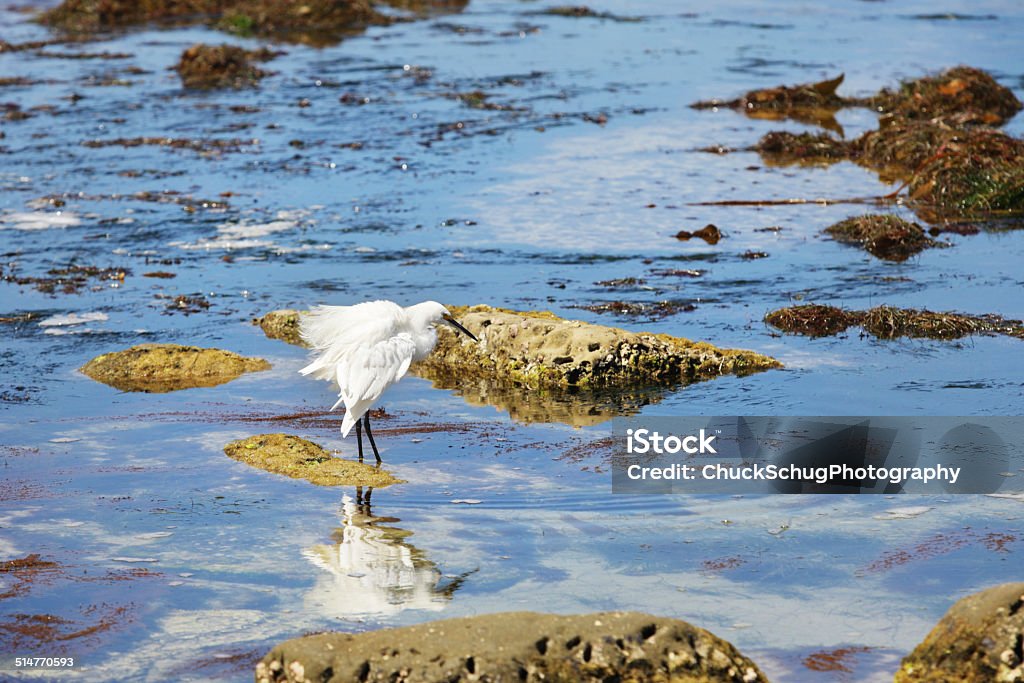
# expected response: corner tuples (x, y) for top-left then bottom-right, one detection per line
(363, 413), (382, 464)
(355, 419), (364, 463)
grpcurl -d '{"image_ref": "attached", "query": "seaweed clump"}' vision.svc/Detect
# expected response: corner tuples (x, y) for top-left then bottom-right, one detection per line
(766, 305), (1024, 341)
(764, 305), (863, 338)
(754, 131), (851, 165)
(861, 306), (986, 340)
(869, 66), (1022, 127)
(824, 214), (943, 261)
(39, 0), (388, 45)
(905, 129), (1024, 216)
(854, 123), (1024, 216)
(692, 73), (849, 133)
(39, 0), (225, 32)
(538, 6), (640, 21)
(700, 66), (1024, 219)
(175, 43), (276, 89)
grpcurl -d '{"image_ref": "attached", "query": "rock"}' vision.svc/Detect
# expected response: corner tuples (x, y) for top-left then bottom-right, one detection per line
(416, 305), (781, 391)
(255, 611), (768, 683)
(252, 309), (305, 346)
(80, 343), (270, 392)
(175, 43), (274, 89)
(896, 583), (1024, 682)
(254, 305), (779, 424)
(253, 305), (780, 389)
(224, 433), (402, 487)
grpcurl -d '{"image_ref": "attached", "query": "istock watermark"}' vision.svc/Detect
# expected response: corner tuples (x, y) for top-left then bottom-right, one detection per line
(611, 416), (1024, 494)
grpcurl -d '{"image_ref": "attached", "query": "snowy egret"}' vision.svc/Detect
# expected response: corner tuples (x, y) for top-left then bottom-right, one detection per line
(298, 300), (478, 463)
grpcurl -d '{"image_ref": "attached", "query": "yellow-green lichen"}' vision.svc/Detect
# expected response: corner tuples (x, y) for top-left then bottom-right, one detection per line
(224, 433), (403, 487)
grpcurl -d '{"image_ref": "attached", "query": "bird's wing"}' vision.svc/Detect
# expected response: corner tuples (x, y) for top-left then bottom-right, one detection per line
(334, 332), (417, 412)
(299, 301), (403, 380)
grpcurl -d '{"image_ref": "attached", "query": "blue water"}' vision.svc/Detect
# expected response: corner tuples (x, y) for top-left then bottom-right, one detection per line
(2, 1), (1023, 681)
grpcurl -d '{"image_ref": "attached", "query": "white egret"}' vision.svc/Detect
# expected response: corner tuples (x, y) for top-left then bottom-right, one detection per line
(298, 300), (478, 462)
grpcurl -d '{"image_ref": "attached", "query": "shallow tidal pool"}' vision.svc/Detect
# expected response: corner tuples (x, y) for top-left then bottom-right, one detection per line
(1, 0), (1023, 681)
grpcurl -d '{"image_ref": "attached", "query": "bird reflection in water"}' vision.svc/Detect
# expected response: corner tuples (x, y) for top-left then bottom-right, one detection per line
(303, 488), (475, 617)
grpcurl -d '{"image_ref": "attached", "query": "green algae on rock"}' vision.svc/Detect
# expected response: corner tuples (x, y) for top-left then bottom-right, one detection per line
(252, 309), (305, 346)
(175, 43), (276, 89)
(80, 343), (270, 392)
(256, 611), (768, 683)
(824, 214), (944, 261)
(415, 305), (780, 390)
(766, 304), (1024, 341)
(224, 433), (402, 487)
(895, 583), (1024, 683)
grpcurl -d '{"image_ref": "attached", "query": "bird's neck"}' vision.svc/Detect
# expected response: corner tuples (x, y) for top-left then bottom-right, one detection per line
(411, 326), (438, 361)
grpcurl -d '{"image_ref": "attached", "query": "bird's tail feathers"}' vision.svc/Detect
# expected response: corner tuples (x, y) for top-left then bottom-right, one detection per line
(339, 397), (373, 438)
(341, 411), (357, 438)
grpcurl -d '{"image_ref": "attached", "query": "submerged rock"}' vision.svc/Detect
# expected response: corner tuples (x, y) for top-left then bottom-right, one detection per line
(80, 343), (270, 392)
(252, 308), (305, 346)
(895, 582), (1024, 682)
(256, 611), (768, 683)
(416, 305), (780, 390)
(175, 43), (275, 89)
(766, 304), (1024, 341)
(824, 214), (943, 261)
(675, 223), (722, 244)
(224, 433), (402, 487)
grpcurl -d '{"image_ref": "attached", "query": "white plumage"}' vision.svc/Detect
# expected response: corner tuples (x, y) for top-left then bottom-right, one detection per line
(298, 300), (477, 461)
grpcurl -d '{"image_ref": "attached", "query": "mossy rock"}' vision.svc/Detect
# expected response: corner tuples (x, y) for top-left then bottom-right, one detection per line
(252, 309), (306, 346)
(895, 583), (1024, 682)
(256, 611), (768, 683)
(415, 305), (781, 391)
(224, 433), (402, 487)
(80, 343), (270, 392)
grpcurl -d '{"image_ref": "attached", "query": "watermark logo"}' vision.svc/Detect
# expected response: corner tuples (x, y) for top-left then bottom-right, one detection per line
(626, 428), (717, 455)
(611, 416), (1024, 495)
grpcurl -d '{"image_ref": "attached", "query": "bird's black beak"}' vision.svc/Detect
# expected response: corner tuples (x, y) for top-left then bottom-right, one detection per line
(443, 314), (478, 342)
